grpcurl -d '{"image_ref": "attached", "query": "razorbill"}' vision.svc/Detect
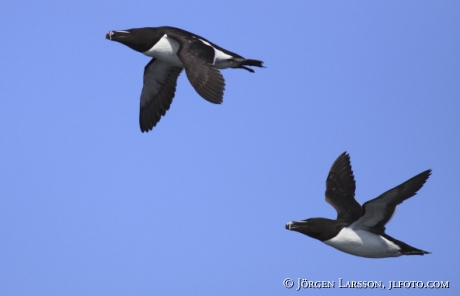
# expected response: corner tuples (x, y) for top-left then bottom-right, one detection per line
(285, 152), (431, 258)
(106, 26), (264, 132)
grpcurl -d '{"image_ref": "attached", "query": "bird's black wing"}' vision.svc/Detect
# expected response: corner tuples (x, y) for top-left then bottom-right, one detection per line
(172, 36), (225, 104)
(325, 152), (362, 222)
(139, 58), (183, 132)
(351, 169), (431, 234)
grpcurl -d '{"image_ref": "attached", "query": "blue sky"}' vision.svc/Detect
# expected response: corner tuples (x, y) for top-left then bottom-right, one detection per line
(1, 1), (459, 295)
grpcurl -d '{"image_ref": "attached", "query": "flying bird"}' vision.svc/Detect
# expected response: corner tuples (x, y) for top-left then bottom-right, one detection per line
(106, 26), (264, 132)
(286, 152), (431, 258)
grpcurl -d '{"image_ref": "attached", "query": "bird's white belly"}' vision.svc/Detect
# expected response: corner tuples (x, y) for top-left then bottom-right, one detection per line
(323, 228), (401, 258)
(143, 34), (182, 67)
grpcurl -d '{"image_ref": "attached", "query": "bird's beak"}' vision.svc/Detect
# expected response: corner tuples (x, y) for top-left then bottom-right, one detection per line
(285, 220), (307, 231)
(106, 31), (114, 40)
(105, 30), (130, 41)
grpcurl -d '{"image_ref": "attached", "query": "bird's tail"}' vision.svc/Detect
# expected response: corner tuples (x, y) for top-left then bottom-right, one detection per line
(402, 249), (431, 256)
(234, 58), (265, 73)
(383, 234), (431, 256)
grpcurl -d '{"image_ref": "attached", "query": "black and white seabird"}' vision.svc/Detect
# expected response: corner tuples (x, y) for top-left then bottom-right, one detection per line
(106, 26), (264, 132)
(285, 152), (431, 258)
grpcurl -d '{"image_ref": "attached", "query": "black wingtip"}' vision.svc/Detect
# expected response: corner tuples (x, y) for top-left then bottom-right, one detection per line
(411, 169), (432, 188)
(139, 119), (156, 133)
(339, 151), (350, 160)
(330, 152), (353, 176)
(140, 126), (154, 133)
(139, 108), (163, 133)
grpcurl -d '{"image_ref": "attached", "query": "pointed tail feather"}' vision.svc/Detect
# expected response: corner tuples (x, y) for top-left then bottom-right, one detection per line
(234, 58), (265, 72)
(240, 59), (264, 68)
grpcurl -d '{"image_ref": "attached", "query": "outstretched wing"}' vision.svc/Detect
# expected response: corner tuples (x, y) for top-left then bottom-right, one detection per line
(174, 37), (225, 104)
(351, 170), (431, 233)
(139, 58), (183, 132)
(325, 152), (362, 222)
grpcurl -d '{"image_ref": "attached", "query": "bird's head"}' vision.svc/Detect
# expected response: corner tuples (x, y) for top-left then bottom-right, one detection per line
(106, 28), (157, 53)
(286, 218), (337, 241)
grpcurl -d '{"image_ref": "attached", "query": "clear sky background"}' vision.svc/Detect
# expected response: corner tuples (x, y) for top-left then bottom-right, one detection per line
(1, 1), (459, 295)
